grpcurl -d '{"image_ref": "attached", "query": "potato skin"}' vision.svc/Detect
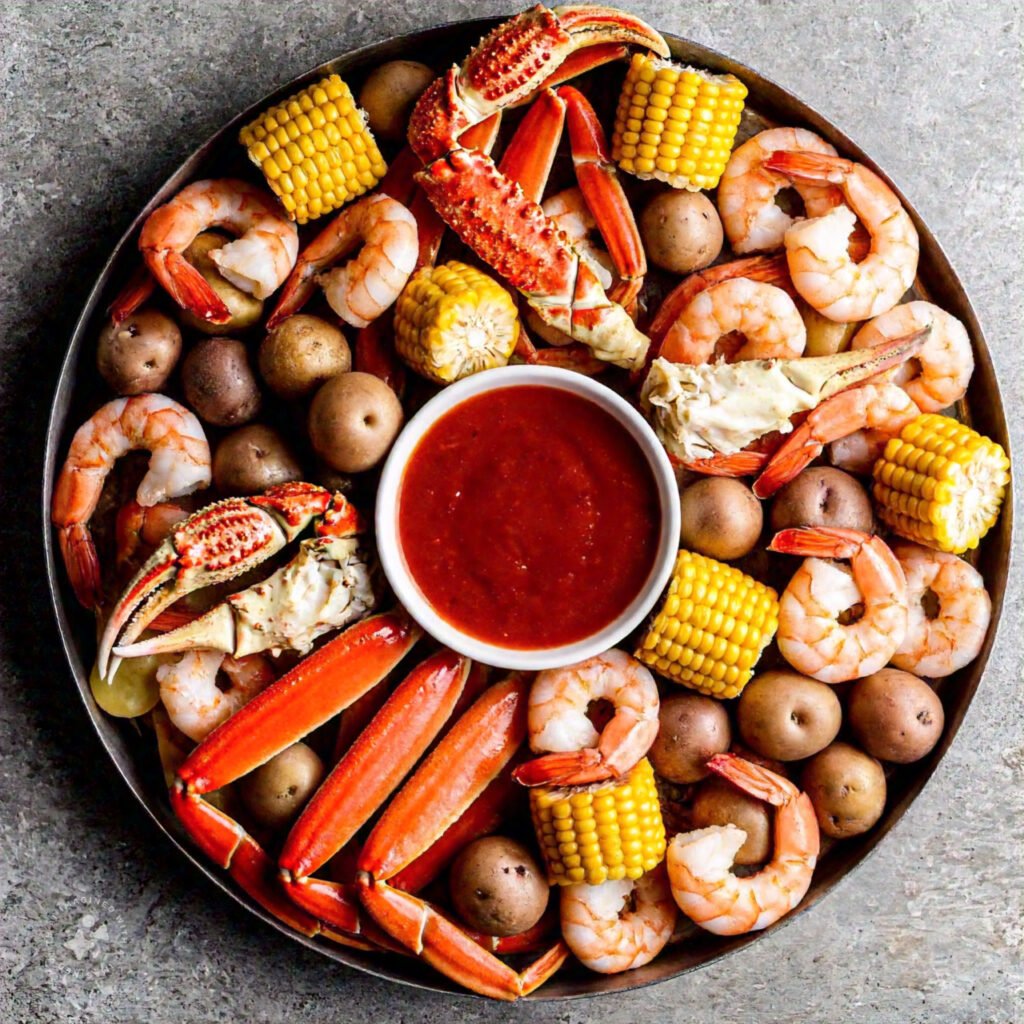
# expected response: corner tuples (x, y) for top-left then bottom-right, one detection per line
(308, 372), (403, 473)
(239, 742), (325, 830)
(640, 191), (723, 274)
(680, 477), (763, 561)
(847, 668), (944, 764)
(179, 232), (264, 334)
(737, 670), (842, 761)
(97, 308), (182, 395)
(769, 466), (874, 534)
(449, 836), (549, 937)
(213, 424), (303, 495)
(182, 336), (262, 427)
(691, 777), (771, 865)
(802, 741), (886, 839)
(649, 693), (731, 783)
(260, 314), (352, 400)
(358, 61), (436, 140)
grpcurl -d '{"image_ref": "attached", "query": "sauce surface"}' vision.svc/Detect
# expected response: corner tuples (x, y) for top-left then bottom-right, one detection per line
(398, 385), (661, 649)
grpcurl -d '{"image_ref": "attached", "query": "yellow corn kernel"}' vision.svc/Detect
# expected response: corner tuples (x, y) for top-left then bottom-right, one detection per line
(872, 413), (1009, 554)
(528, 759), (666, 887)
(611, 53), (747, 190)
(636, 550), (778, 699)
(239, 75), (386, 224)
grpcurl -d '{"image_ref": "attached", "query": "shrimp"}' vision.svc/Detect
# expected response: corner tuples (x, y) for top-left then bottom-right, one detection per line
(52, 395), (211, 610)
(542, 188), (615, 290)
(891, 542), (991, 678)
(769, 527), (908, 684)
(754, 378), (921, 498)
(267, 193), (418, 329)
(157, 649), (275, 742)
(666, 754), (819, 935)
(660, 278), (807, 364)
(848, 301), (974, 413)
(512, 649), (659, 786)
(140, 178), (298, 322)
(114, 499), (189, 570)
(560, 866), (676, 974)
(765, 151), (919, 322)
(717, 127), (840, 254)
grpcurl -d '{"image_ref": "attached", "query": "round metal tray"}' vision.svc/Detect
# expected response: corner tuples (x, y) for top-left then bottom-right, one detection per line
(42, 17), (1013, 1001)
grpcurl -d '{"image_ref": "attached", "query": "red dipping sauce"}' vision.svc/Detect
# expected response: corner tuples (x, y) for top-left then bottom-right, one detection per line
(397, 385), (661, 649)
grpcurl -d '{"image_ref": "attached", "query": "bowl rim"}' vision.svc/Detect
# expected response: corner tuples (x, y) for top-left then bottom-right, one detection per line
(374, 364), (682, 670)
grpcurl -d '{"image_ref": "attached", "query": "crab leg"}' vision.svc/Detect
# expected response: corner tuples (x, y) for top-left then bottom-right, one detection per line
(498, 88), (566, 204)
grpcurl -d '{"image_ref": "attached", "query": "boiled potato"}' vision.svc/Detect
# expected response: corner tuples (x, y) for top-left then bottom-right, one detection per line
(213, 424), (302, 495)
(691, 777), (771, 865)
(649, 692), (731, 784)
(737, 670), (842, 761)
(309, 372), (403, 473)
(89, 656), (162, 718)
(802, 741), (886, 839)
(769, 466), (874, 534)
(260, 314), (352, 400)
(680, 477), (763, 560)
(449, 836), (549, 937)
(97, 308), (182, 394)
(798, 298), (860, 357)
(182, 336), (262, 426)
(180, 231), (264, 334)
(239, 742), (325, 830)
(640, 191), (723, 274)
(847, 668), (944, 764)
(358, 60), (436, 140)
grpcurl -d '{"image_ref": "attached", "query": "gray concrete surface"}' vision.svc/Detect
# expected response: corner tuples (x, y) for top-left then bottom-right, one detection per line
(2, 1), (1022, 1021)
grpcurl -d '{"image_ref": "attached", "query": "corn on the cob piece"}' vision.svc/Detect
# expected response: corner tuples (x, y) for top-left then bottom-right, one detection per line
(394, 261), (520, 383)
(239, 75), (387, 224)
(611, 53), (747, 191)
(872, 413), (1009, 554)
(636, 550), (778, 699)
(530, 758), (666, 886)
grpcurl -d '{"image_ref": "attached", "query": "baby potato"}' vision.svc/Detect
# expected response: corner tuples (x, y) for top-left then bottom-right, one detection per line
(847, 668), (944, 764)
(359, 60), (436, 140)
(649, 692), (731, 784)
(97, 308), (182, 395)
(182, 336), (262, 427)
(802, 741), (886, 839)
(180, 231), (264, 334)
(640, 191), (723, 274)
(798, 298), (860, 357)
(239, 742), (325, 830)
(737, 670), (842, 762)
(449, 836), (549, 937)
(769, 466), (873, 534)
(260, 314), (352, 400)
(691, 777), (771, 865)
(680, 477), (763, 561)
(309, 371), (403, 473)
(213, 424), (303, 495)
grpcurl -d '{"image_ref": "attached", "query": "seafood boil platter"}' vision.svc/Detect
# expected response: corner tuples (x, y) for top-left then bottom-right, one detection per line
(43, 8), (1012, 1001)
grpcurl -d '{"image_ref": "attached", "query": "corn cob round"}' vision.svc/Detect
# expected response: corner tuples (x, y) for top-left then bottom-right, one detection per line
(872, 413), (1009, 554)
(529, 758), (666, 887)
(394, 261), (520, 383)
(239, 75), (387, 224)
(611, 53), (747, 191)
(635, 550), (778, 699)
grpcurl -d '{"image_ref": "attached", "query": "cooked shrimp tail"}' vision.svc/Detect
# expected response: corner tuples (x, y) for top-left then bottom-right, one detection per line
(108, 265), (157, 325)
(680, 450), (771, 477)
(770, 525), (875, 559)
(57, 522), (102, 609)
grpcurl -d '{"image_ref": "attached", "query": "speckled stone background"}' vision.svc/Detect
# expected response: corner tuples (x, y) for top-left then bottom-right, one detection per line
(2, 1), (1021, 1022)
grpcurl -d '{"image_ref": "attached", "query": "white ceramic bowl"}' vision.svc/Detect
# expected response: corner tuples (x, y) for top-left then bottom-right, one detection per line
(375, 365), (680, 670)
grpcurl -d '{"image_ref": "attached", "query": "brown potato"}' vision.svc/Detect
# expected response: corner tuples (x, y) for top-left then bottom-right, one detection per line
(182, 336), (262, 426)
(847, 668), (944, 764)
(180, 231), (264, 334)
(691, 777), (771, 865)
(802, 741), (886, 839)
(358, 61), (435, 140)
(259, 315), (352, 400)
(239, 742), (325, 830)
(737, 670), (842, 761)
(649, 693), (731, 783)
(640, 191), (723, 274)
(769, 466), (873, 534)
(680, 477), (763, 561)
(449, 836), (549, 937)
(798, 298), (860, 357)
(213, 424), (303, 495)
(309, 372), (403, 473)
(97, 308), (182, 395)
